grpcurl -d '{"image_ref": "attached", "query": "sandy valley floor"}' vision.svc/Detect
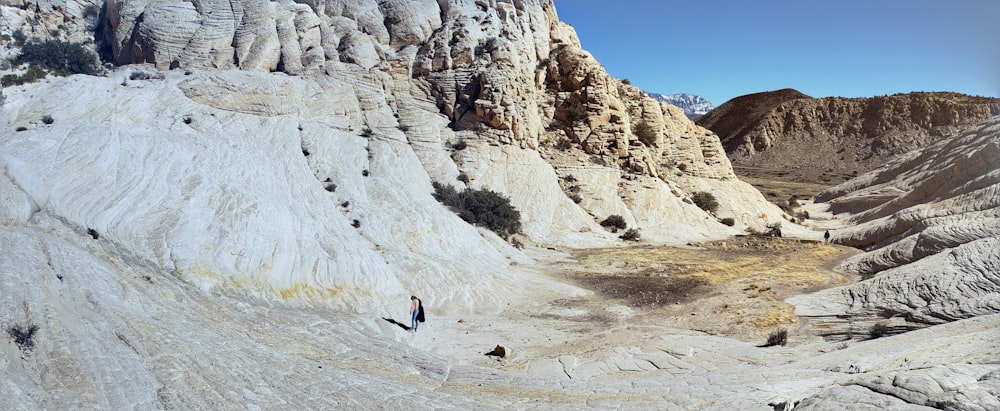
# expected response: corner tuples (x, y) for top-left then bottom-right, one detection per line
(405, 237), (861, 376)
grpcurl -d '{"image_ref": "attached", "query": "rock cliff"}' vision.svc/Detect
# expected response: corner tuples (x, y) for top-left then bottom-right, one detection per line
(790, 116), (1000, 324)
(2, 1), (998, 410)
(698, 89), (1000, 182)
(1, 0), (783, 311)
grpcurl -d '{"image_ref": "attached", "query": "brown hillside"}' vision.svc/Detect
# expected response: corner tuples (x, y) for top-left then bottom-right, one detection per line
(697, 91), (1000, 187)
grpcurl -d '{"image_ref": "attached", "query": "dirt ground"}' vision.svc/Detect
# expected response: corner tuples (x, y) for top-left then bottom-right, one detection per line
(733, 166), (846, 202)
(548, 237), (859, 343)
(423, 237), (862, 371)
(422, 172), (864, 370)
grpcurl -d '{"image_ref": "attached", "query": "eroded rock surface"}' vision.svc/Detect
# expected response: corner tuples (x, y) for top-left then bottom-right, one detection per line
(791, 117), (1000, 324)
(1, 1), (997, 409)
(698, 89), (1000, 182)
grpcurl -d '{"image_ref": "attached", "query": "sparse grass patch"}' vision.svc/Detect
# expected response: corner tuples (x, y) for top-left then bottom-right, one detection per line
(751, 305), (797, 328)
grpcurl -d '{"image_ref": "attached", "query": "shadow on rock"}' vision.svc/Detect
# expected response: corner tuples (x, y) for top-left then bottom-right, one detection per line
(382, 317), (411, 331)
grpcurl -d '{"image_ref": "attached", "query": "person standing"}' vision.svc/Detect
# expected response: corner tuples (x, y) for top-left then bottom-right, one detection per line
(409, 296), (422, 333)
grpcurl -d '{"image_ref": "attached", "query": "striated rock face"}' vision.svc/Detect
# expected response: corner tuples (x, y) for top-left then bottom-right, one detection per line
(791, 116), (1000, 323)
(2, 2), (998, 410)
(697, 89), (1000, 182)
(0, 0), (103, 45)
(1, 0), (786, 311)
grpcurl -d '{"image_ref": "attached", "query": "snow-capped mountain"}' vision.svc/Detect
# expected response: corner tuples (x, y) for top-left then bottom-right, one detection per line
(647, 92), (714, 120)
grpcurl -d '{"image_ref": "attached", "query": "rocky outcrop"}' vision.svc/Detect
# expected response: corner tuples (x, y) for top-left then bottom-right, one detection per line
(1, 0), (788, 311)
(697, 89), (1000, 181)
(2, 2), (998, 410)
(0, 0), (102, 45)
(790, 116), (1000, 324)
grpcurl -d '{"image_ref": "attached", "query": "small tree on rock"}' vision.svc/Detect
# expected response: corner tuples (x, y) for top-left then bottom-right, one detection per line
(691, 192), (719, 214)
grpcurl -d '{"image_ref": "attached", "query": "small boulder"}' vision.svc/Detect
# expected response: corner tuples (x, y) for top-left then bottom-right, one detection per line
(485, 345), (506, 358)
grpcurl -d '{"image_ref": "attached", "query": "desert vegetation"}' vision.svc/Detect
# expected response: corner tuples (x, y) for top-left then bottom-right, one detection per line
(691, 191), (719, 213)
(763, 329), (788, 347)
(632, 120), (656, 146)
(619, 228), (640, 241)
(2, 38), (101, 86)
(7, 322), (39, 351)
(433, 182), (522, 239)
(600, 214), (627, 233)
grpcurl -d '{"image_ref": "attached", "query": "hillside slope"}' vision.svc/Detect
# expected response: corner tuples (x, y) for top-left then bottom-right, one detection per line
(792, 115), (1000, 323)
(2, 1), (998, 409)
(0, 0), (788, 313)
(698, 89), (999, 183)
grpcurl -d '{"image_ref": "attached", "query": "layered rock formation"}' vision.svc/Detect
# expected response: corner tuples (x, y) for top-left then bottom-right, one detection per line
(3, 1), (998, 409)
(698, 89), (1000, 182)
(791, 116), (1000, 324)
(1, 0), (786, 312)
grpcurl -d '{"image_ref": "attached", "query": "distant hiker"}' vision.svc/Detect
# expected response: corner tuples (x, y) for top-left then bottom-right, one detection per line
(824, 230), (831, 243)
(409, 296), (424, 332)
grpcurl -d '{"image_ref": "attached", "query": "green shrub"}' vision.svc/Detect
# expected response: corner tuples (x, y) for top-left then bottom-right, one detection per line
(18, 39), (100, 75)
(563, 103), (588, 123)
(452, 140), (468, 150)
(619, 228), (640, 241)
(0, 64), (48, 86)
(12, 30), (26, 46)
(41, 115), (54, 124)
(691, 192), (719, 213)
(600, 214), (627, 232)
(433, 182), (522, 239)
(555, 137), (573, 150)
(569, 193), (582, 203)
(869, 322), (888, 339)
(720, 217), (735, 226)
(633, 120), (656, 146)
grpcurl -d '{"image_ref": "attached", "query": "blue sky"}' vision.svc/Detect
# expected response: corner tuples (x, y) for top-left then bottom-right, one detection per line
(554, 1), (1000, 105)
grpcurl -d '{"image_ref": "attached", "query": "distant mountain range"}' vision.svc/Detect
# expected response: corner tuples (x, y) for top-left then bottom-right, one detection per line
(646, 92), (715, 120)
